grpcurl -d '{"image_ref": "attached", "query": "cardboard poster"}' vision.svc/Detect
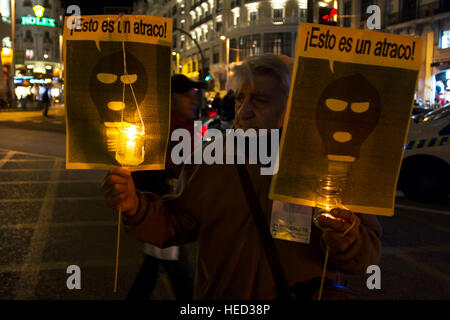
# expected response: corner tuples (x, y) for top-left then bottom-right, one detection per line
(270, 23), (422, 216)
(64, 15), (172, 170)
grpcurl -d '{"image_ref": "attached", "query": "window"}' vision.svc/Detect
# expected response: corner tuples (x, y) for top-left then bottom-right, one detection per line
(231, 8), (240, 26)
(251, 40), (260, 56)
(387, 0), (394, 13)
(240, 34), (261, 60)
(43, 0), (51, 8)
(361, 0), (375, 22)
(25, 49), (34, 59)
(400, 0), (418, 22)
(231, 0), (241, 8)
(23, 0), (32, 6)
(273, 8), (284, 23)
(233, 13), (240, 26)
(440, 30), (450, 49)
(344, 1), (351, 27)
(172, 5), (177, 16)
(216, 21), (223, 33)
(360, 0), (374, 16)
(216, 0), (223, 12)
(230, 38), (238, 62)
(213, 46), (219, 64)
(273, 39), (281, 54)
(2, 37), (11, 48)
(44, 31), (51, 43)
(299, 8), (307, 22)
(249, 11), (257, 23)
(264, 32), (292, 57)
(25, 30), (33, 42)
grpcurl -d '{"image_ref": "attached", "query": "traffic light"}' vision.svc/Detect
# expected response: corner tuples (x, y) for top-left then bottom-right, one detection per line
(202, 68), (215, 91)
(319, 1), (338, 26)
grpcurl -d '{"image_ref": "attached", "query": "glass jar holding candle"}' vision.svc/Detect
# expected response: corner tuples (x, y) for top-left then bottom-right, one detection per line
(313, 160), (351, 229)
(115, 122), (146, 166)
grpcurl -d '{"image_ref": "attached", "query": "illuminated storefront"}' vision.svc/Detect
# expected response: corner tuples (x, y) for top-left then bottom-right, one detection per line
(13, 0), (63, 107)
(434, 70), (450, 106)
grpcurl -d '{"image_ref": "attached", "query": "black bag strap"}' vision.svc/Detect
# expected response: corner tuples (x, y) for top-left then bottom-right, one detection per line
(236, 164), (290, 299)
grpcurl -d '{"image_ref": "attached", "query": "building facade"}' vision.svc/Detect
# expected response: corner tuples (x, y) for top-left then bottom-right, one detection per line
(136, 0), (450, 101)
(135, 0), (309, 91)
(0, 0), (12, 105)
(14, 0), (64, 103)
(338, 0), (450, 105)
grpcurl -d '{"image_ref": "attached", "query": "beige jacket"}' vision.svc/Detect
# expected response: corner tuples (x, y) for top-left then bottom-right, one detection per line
(123, 162), (382, 299)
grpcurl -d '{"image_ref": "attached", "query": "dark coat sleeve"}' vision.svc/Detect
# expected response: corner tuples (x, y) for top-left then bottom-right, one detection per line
(122, 164), (201, 248)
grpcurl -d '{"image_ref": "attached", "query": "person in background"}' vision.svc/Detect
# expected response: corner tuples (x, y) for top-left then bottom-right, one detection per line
(212, 92), (221, 114)
(126, 74), (203, 300)
(220, 89), (236, 122)
(42, 86), (51, 117)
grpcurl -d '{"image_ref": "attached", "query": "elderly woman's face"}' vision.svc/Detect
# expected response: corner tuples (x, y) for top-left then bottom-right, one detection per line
(234, 74), (287, 131)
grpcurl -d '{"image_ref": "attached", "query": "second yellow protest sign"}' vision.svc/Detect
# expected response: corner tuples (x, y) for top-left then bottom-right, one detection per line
(270, 23), (422, 216)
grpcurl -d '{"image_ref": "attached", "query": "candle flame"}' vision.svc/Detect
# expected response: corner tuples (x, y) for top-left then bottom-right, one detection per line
(106, 122), (145, 166)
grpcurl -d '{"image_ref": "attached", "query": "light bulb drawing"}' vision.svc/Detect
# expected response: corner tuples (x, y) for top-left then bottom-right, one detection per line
(89, 41), (147, 166)
(314, 73), (382, 228)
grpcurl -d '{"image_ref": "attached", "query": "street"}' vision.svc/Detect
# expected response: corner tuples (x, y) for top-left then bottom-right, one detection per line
(0, 107), (449, 299)
(0, 106), (182, 300)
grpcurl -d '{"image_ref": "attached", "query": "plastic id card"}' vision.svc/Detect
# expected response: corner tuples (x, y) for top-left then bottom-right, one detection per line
(270, 200), (313, 244)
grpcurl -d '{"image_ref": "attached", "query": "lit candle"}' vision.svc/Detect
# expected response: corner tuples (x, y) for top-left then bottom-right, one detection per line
(115, 123), (145, 166)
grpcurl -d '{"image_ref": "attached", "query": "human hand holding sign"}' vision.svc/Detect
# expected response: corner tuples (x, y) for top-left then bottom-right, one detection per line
(101, 167), (139, 217)
(316, 207), (361, 253)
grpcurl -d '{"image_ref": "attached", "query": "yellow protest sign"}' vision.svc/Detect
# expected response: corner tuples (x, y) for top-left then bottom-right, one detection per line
(269, 23), (423, 216)
(64, 15), (172, 170)
(64, 15), (172, 46)
(299, 23), (420, 70)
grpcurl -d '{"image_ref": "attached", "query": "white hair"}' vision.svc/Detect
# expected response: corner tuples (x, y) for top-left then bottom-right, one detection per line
(227, 54), (293, 96)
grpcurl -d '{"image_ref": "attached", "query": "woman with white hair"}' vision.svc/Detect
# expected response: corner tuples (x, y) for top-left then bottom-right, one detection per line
(102, 54), (381, 299)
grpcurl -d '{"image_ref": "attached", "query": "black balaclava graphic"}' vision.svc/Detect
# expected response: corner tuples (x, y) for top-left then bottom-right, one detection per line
(89, 49), (147, 124)
(316, 73), (381, 160)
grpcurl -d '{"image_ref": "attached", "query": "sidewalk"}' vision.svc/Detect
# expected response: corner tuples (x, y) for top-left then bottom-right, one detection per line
(0, 104), (65, 121)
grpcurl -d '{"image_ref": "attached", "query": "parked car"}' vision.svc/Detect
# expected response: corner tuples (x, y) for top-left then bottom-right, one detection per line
(398, 104), (450, 203)
(412, 106), (433, 116)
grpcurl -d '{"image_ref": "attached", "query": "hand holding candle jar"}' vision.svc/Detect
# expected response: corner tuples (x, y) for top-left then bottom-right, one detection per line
(315, 207), (361, 253)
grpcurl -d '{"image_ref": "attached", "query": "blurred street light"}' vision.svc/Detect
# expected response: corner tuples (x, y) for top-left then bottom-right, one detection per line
(220, 35), (230, 84)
